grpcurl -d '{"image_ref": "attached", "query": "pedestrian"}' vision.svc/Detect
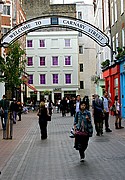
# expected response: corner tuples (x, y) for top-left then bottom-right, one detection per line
(10, 98), (19, 124)
(48, 100), (53, 116)
(83, 95), (90, 110)
(69, 97), (76, 117)
(114, 95), (124, 129)
(92, 94), (104, 136)
(60, 97), (67, 117)
(102, 90), (112, 132)
(37, 100), (49, 140)
(0, 95), (10, 139)
(75, 95), (81, 114)
(17, 100), (23, 121)
(74, 101), (93, 162)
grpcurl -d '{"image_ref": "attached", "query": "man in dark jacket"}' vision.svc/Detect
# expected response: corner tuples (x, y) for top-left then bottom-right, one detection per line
(0, 95), (10, 139)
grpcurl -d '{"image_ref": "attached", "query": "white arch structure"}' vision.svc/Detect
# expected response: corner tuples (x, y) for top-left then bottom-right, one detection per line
(0, 15), (109, 47)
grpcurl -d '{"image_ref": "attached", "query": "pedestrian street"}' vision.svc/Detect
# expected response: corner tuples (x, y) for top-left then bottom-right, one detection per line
(0, 112), (125, 180)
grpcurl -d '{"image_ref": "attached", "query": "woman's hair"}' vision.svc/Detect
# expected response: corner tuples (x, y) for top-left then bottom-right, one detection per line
(40, 101), (45, 108)
(114, 95), (118, 101)
(79, 101), (86, 110)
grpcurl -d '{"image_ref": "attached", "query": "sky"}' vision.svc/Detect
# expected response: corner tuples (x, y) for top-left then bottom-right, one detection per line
(51, 0), (93, 4)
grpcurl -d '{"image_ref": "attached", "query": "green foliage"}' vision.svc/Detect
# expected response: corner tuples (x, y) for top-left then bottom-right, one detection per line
(44, 90), (50, 95)
(115, 47), (125, 60)
(101, 59), (110, 68)
(0, 41), (26, 89)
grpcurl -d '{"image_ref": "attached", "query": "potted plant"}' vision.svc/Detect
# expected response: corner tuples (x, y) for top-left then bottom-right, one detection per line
(101, 59), (110, 69)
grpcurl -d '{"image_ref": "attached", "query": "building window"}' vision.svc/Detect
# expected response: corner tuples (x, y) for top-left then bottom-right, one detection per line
(40, 57), (45, 66)
(80, 81), (84, 89)
(27, 40), (33, 47)
(114, 0), (117, 22)
(116, 33), (118, 49)
(78, 32), (82, 37)
(114, 78), (118, 95)
(40, 74), (46, 84)
(111, 2), (114, 26)
(121, 0), (124, 14)
(40, 39), (45, 47)
(80, 64), (83, 72)
(65, 39), (70, 47)
(53, 74), (58, 84)
(52, 56), (58, 65)
(78, 12), (82, 19)
(65, 74), (71, 84)
(1, 28), (10, 35)
(27, 57), (33, 66)
(79, 46), (83, 54)
(65, 56), (71, 65)
(3, 5), (10, 15)
(122, 28), (125, 47)
(28, 75), (33, 84)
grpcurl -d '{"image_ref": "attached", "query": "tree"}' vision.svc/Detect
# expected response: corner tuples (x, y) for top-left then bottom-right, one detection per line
(0, 41), (26, 99)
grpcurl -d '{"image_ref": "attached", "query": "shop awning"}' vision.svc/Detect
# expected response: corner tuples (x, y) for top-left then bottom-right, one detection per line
(24, 82), (37, 92)
(22, 75), (37, 92)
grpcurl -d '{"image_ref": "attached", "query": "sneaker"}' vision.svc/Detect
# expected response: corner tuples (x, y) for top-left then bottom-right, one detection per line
(80, 158), (84, 162)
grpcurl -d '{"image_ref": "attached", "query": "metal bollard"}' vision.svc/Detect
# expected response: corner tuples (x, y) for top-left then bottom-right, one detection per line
(6, 111), (13, 139)
(6, 111), (10, 139)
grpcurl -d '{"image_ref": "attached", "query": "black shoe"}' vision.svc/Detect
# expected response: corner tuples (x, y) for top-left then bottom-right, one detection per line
(119, 126), (124, 129)
(18, 120), (21, 121)
(13, 121), (16, 124)
(106, 129), (112, 132)
(96, 133), (100, 136)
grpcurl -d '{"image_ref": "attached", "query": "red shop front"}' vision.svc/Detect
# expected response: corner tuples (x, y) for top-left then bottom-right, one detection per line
(102, 64), (120, 103)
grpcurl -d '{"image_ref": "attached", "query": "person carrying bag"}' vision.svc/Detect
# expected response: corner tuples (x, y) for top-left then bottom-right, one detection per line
(74, 101), (93, 162)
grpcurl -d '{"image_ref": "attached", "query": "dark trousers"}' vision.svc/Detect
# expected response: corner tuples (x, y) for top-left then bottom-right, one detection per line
(104, 112), (109, 130)
(39, 121), (47, 139)
(74, 135), (89, 158)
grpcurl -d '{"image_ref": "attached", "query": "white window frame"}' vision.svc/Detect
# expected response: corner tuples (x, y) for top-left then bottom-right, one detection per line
(121, 0), (124, 14)
(122, 28), (125, 47)
(114, 0), (117, 22)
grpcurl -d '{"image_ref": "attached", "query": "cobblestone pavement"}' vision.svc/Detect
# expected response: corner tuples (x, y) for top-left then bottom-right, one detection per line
(0, 112), (125, 180)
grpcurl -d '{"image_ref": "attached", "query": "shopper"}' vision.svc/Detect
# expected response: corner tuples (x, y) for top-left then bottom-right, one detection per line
(114, 95), (124, 129)
(102, 90), (112, 132)
(0, 95), (10, 139)
(37, 100), (49, 140)
(74, 101), (93, 162)
(92, 94), (104, 136)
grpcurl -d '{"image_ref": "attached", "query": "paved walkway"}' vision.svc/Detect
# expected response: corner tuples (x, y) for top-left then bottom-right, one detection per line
(0, 112), (125, 180)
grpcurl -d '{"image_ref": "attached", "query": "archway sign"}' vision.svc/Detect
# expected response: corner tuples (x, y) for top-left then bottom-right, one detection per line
(0, 15), (109, 47)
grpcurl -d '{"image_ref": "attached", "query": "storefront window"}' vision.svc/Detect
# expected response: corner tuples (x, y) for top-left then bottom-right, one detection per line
(114, 78), (118, 95)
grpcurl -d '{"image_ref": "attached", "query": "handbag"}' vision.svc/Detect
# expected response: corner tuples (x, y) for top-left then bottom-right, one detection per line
(75, 119), (88, 137)
(47, 115), (51, 121)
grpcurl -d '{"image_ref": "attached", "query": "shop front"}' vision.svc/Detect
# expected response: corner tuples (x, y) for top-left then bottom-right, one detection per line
(103, 64), (120, 104)
(120, 61), (125, 118)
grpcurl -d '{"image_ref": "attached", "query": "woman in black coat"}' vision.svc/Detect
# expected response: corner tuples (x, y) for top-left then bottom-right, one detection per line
(37, 101), (49, 140)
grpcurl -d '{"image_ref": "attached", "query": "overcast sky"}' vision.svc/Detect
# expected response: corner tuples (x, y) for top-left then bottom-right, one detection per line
(51, 0), (93, 4)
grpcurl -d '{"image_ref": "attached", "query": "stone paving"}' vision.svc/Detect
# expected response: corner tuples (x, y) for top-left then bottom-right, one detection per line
(0, 112), (125, 180)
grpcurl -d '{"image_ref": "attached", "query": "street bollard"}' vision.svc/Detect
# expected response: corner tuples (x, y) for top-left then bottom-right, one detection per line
(6, 111), (10, 139)
(10, 112), (13, 139)
(6, 111), (13, 139)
